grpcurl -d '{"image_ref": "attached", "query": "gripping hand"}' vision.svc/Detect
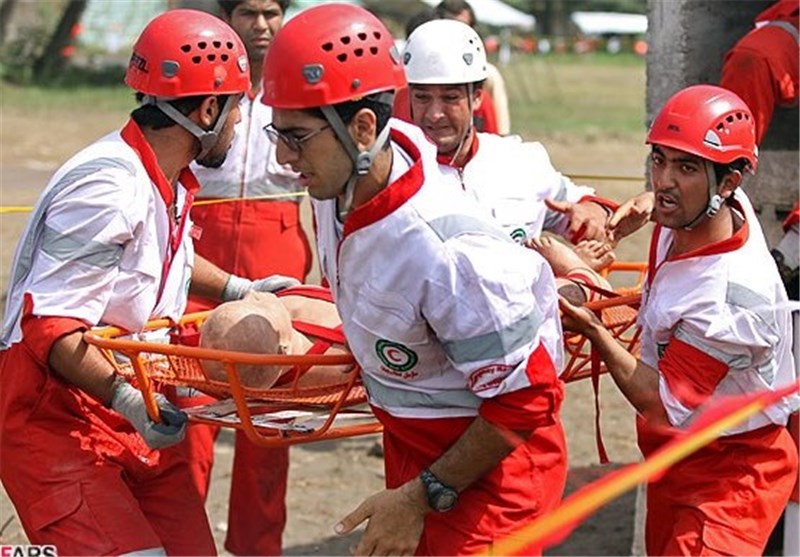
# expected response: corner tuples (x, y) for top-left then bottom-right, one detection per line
(111, 381), (187, 449)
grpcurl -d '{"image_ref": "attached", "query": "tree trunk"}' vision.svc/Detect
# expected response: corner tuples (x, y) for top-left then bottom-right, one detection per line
(0, 0), (19, 47)
(32, 0), (87, 81)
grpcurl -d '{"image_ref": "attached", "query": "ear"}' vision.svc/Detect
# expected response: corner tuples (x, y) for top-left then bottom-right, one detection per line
(350, 107), (378, 150)
(196, 96), (219, 129)
(471, 87), (484, 111)
(718, 169), (742, 200)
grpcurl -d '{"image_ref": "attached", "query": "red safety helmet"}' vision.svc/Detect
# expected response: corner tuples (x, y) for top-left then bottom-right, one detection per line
(125, 9), (250, 98)
(261, 3), (406, 109)
(647, 84), (758, 171)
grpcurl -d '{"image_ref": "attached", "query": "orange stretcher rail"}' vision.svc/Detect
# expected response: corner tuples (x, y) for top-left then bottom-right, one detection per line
(83, 262), (646, 447)
(84, 312), (381, 448)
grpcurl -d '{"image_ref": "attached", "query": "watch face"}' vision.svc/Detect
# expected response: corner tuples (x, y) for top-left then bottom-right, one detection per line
(434, 489), (458, 512)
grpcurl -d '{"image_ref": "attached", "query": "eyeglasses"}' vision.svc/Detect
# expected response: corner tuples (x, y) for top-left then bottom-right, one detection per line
(263, 122), (331, 153)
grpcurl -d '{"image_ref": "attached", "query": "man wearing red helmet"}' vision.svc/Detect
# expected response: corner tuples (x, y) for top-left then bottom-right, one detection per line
(561, 85), (799, 556)
(0, 9), (294, 555)
(261, 4), (568, 556)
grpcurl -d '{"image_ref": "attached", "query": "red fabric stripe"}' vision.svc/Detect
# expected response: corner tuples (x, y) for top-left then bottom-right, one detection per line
(343, 129), (425, 237)
(19, 293), (90, 365)
(479, 344), (563, 431)
(660, 337), (729, 409)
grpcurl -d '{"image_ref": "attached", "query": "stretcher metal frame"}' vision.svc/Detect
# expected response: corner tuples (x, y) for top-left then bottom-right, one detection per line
(83, 262), (647, 448)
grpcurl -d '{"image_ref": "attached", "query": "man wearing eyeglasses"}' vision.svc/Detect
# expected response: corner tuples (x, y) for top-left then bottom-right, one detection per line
(263, 5), (568, 555)
(180, 1), (310, 555)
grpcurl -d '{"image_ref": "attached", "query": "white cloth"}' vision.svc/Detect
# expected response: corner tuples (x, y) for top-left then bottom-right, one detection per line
(439, 132), (596, 243)
(1, 129), (195, 348)
(314, 119), (564, 419)
(638, 189), (800, 434)
(190, 92), (302, 200)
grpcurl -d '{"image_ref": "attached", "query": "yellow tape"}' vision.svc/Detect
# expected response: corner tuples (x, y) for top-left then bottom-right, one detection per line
(0, 175), (645, 214)
(480, 391), (791, 556)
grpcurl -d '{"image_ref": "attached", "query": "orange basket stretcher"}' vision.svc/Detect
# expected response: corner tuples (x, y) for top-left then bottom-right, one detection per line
(561, 261), (646, 383)
(84, 262), (646, 448)
(84, 313), (382, 448)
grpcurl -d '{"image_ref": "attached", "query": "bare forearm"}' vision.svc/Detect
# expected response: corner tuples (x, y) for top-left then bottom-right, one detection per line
(585, 325), (668, 424)
(48, 330), (119, 405)
(190, 254), (230, 300)
(432, 415), (520, 491)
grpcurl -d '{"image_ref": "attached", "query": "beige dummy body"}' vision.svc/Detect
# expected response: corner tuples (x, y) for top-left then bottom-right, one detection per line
(199, 290), (352, 389)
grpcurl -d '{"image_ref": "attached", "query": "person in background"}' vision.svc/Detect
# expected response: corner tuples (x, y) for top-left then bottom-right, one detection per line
(402, 19), (616, 248)
(436, 0), (511, 134)
(562, 84), (799, 556)
(393, 6), (498, 134)
(262, 4), (568, 555)
(0, 9), (294, 554)
(180, 1), (309, 555)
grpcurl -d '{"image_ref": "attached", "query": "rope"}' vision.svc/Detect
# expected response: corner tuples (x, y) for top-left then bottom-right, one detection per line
(0, 174), (645, 214)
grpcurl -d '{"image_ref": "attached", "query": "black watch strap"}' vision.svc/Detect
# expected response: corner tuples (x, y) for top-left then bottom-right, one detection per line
(419, 468), (458, 512)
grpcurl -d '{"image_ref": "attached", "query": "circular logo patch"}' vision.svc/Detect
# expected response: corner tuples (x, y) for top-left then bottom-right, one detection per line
(510, 228), (527, 243)
(375, 339), (418, 373)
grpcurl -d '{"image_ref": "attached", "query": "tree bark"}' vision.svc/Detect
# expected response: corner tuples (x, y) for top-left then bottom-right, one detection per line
(0, 0), (19, 47)
(32, 0), (87, 81)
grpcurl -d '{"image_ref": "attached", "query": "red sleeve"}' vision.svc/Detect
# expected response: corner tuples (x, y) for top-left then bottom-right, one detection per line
(659, 337), (729, 409)
(479, 344), (563, 431)
(577, 194), (620, 214)
(19, 293), (90, 366)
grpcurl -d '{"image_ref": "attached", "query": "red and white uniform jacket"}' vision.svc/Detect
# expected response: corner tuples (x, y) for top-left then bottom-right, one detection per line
(1, 120), (196, 348)
(314, 119), (564, 421)
(639, 189), (800, 434)
(438, 132), (611, 243)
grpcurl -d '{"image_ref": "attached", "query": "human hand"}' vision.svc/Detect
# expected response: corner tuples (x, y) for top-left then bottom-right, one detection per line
(573, 239), (616, 271)
(545, 198), (609, 243)
(111, 381), (188, 449)
(607, 191), (654, 245)
(222, 273), (301, 301)
(335, 486), (427, 556)
(558, 296), (604, 337)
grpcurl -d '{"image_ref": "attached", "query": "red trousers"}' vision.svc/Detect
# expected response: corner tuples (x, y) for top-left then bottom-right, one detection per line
(184, 199), (311, 554)
(0, 346), (216, 556)
(638, 418), (798, 556)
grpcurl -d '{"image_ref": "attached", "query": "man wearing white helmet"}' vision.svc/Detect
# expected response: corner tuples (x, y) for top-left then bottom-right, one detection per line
(402, 19), (617, 246)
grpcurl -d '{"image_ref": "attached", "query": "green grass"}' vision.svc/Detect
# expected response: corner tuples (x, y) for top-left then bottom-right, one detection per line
(0, 82), (133, 112)
(0, 52), (645, 138)
(501, 53), (646, 138)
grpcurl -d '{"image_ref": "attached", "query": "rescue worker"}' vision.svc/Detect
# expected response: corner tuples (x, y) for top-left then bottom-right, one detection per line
(561, 85), (800, 556)
(435, 0), (511, 135)
(262, 4), (568, 555)
(720, 0), (798, 145)
(0, 10), (294, 554)
(180, 2), (308, 554)
(401, 19), (617, 248)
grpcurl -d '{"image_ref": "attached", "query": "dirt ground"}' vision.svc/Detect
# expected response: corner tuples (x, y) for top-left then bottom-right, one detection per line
(0, 110), (651, 554)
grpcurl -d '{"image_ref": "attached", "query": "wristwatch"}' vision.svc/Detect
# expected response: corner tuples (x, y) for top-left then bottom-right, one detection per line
(419, 468), (458, 512)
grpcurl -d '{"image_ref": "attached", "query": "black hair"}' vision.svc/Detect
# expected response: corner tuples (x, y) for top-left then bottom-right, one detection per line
(305, 92), (394, 150)
(406, 8), (438, 39)
(217, 0), (291, 17)
(713, 157), (751, 183)
(130, 92), (231, 130)
(435, 0), (476, 28)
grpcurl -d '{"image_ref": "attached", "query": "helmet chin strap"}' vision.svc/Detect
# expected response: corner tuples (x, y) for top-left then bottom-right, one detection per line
(682, 160), (724, 230)
(143, 95), (237, 158)
(448, 82), (475, 167)
(321, 96), (394, 219)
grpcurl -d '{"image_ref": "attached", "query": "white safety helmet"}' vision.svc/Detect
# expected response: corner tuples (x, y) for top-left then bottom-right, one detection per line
(403, 19), (488, 85)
